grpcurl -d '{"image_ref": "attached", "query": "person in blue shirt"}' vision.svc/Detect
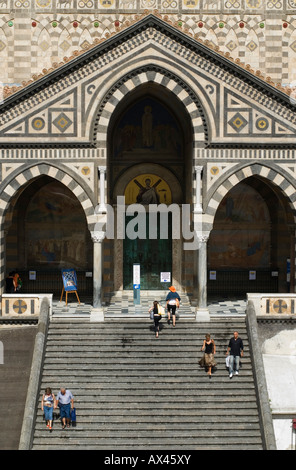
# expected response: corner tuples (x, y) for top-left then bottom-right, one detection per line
(165, 286), (181, 327)
(55, 388), (74, 429)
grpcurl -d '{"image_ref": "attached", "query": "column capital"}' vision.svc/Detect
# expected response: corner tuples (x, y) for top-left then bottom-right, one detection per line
(194, 165), (203, 173)
(195, 231), (210, 244)
(91, 231), (105, 243)
(98, 166), (106, 173)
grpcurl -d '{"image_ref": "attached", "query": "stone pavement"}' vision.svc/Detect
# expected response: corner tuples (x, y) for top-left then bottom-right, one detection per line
(51, 293), (247, 318)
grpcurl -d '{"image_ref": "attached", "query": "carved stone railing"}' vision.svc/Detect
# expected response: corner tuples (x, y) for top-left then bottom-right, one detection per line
(247, 293), (296, 316)
(1, 294), (53, 318)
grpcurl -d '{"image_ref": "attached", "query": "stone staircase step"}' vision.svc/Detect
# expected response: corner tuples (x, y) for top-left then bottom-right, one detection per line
(32, 317), (263, 450)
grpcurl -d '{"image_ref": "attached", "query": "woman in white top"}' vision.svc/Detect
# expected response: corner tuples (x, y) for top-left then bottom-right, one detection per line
(41, 387), (56, 431)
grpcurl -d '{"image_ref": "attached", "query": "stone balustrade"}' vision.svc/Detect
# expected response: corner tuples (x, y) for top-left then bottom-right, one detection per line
(1, 294), (53, 318)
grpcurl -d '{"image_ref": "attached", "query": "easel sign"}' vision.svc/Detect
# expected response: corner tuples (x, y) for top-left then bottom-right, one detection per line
(60, 269), (80, 305)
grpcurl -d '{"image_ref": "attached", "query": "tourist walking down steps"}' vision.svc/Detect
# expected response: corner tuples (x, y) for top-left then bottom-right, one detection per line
(41, 387), (56, 431)
(55, 387), (74, 429)
(199, 334), (216, 379)
(226, 331), (244, 379)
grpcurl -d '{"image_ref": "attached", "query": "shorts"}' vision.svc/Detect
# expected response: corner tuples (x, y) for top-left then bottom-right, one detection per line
(168, 304), (176, 315)
(44, 405), (53, 421)
(59, 403), (71, 419)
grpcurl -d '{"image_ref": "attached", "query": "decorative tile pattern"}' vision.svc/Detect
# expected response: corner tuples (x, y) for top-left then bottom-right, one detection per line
(0, 7), (294, 85)
(1, 17), (296, 147)
(35, 0), (52, 7)
(1, 295), (41, 316)
(262, 297), (296, 315)
(52, 111), (73, 133)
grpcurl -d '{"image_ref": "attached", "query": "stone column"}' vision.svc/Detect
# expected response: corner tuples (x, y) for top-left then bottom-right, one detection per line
(90, 230), (105, 321)
(193, 166), (203, 214)
(196, 232), (210, 322)
(289, 226), (295, 293)
(97, 166), (107, 213)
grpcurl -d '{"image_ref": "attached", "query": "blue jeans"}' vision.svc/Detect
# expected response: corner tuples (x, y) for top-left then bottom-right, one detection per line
(229, 355), (240, 374)
(59, 403), (71, 419)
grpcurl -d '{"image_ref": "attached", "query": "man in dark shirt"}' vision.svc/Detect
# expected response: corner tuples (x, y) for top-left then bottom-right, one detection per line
(226, 331), (244, 379)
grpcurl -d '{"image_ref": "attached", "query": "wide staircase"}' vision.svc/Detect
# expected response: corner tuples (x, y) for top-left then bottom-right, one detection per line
(32, 317), (263, 450)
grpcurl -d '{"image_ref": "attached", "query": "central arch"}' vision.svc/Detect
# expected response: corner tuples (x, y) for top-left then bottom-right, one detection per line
(106, 80), (195, 292)
(91, 65), (208, 147)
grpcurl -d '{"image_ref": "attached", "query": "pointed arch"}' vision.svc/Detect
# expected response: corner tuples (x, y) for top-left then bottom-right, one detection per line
(36, 28), (53, 74)
(288, 28), (296, 85)
(0, 163), (96, 231)
(79, 27), (93, 50)
(58, 27), (74, 59)
(223, 27), (238, 56)
(204, 28), (218, 48)
(91, 66), (208, 147)
(245, 29), (260, 72)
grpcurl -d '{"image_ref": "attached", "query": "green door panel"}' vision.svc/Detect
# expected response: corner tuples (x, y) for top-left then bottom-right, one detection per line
(123, 214), (172, 289)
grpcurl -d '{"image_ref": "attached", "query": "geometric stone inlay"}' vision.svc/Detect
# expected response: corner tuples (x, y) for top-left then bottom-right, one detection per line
(39, 40), (50, 52)
(246, 0), (262, 7)
(255, 117), (269, 131)
(81, 166), (91, 175)
(80, 40), (91, 50)
(272, 299), (288, 314)
(13, 299), (27, 314)
(290, 40), (296, 53)
(210, 166), (219, 175)
(226, 0), (240, 8)
(60, 40), (71, 52)
(36, 0), (51, 6)
(228, 112), (248, 133)
(32, 117), (45, 131)
(246, 40), (257, 52)
(52, 112), (73, 133)
(226, 40), (237, 52)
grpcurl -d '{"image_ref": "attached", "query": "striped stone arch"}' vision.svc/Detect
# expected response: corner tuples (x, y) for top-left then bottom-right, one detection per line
(0, 163), (96, 231)
(204, 162), (296, 231)
(92, 65), (208, 147)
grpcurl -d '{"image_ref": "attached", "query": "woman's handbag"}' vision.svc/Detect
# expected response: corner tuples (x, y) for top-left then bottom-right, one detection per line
(158, 305), (165, 315)
(150, 311), (154, 320)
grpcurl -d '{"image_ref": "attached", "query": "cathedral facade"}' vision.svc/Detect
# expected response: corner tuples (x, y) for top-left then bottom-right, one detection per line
(1, 4), (296, 314)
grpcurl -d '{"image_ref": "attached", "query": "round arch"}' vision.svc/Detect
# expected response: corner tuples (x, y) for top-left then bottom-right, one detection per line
(113, 163), (183, 204)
